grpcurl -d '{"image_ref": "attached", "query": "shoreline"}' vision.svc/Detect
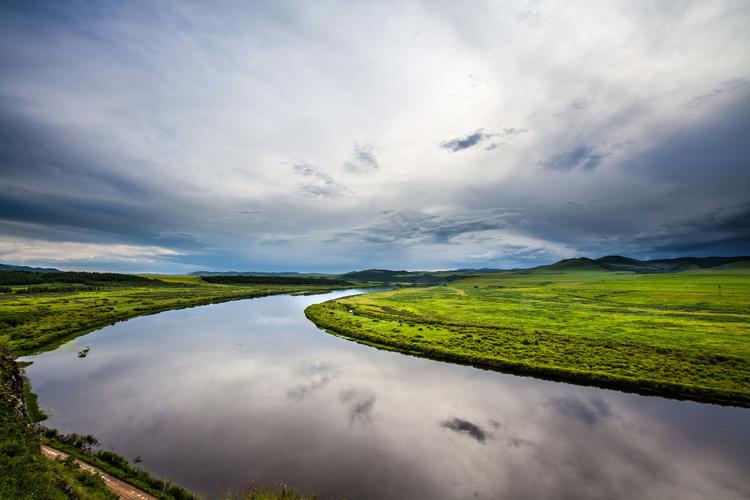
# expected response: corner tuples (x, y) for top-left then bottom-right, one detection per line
(305, 301), (750, 408)
(12, 284), (356, 357)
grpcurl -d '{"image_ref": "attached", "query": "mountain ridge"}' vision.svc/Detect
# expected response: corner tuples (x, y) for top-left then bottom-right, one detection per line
(5, 255), (749, 280)
(0, 263), (60, 273)
(536, 255), (750, 273)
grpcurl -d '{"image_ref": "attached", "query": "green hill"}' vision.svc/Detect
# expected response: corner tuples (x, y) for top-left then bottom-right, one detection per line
(533, 255), (750, 274)
(339, 269), (474, 284)
(0, 264), (60, 273)
(533, 257), (607, 272)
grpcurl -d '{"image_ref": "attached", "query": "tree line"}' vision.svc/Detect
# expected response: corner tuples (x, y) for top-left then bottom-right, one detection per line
(201, 275), (353, 286)
(0, 271), (153, 286)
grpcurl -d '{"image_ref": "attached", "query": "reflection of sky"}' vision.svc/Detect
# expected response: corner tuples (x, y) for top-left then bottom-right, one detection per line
(23, 291), (750, 499)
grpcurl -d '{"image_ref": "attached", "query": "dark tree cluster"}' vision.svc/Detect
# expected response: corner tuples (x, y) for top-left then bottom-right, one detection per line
(0, 271), (153, 286)
(201, 275), (352, 286)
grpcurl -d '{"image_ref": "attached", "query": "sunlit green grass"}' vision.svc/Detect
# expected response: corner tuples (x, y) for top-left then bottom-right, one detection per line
(306, 267), (750, 405)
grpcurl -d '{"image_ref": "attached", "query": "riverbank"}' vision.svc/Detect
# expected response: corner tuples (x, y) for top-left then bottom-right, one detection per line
(0, 346), (117, 498)
(305, 268), (750, 407)
(41, 445), (155, 500)
(2, 278), (354, 356)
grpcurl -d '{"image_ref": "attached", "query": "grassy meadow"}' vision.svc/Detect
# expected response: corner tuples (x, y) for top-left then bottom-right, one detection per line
(306, 266), (750, 406)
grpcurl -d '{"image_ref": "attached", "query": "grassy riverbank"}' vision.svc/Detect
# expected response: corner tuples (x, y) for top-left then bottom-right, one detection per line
(306, 267), (750, 406)
(1, 273), (345, 499)
(1, 276), (350, 355)
(1, 347), (116, 499)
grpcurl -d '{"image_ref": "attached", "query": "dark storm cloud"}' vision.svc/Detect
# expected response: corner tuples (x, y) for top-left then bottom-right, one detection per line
(649, 235), (750, 256)
(441, 129), (495, 152)
(632, 95), (750, 183)
(0, 105), (149, 200)
(663, 203), (750, 236)
(441, 418), (487, 443)
(0, 104), (179, 243)
(538, 145), (605, 171)
(457, 91), (750, 261)
(344, 143), (378, 172)
(630, 203), (750, 256)
(602, 96), (750, 256)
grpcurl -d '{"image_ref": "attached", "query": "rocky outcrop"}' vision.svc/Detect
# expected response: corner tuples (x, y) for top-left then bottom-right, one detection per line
(0, 347), (28, 421)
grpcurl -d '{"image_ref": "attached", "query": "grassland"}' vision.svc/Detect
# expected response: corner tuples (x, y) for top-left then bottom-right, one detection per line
(1, 276), (350, 355)
(0, 273), (349, 499)
(306, 267), (750, 406)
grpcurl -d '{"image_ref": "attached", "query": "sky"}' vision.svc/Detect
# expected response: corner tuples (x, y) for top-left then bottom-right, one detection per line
(0, 0), (749, 273)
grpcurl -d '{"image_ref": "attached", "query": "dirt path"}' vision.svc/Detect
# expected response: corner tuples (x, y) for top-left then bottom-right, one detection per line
(41, 445), (156, 500)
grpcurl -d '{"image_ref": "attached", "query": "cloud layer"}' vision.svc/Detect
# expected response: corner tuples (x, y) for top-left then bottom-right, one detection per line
(1, 1), (748, 272)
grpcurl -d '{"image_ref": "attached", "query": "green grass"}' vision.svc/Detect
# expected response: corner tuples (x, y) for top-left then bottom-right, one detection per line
(22, 379), (48, 423)
(222, 486), (314, 499)
(42, 433), (194, 500)
(305, 268), (750, 406)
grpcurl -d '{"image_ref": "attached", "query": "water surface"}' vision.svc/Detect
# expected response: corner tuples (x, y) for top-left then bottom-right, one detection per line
(22, 290), (750, 499)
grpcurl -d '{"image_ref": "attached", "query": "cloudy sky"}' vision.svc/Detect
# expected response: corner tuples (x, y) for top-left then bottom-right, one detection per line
(1, 1), (748, 272)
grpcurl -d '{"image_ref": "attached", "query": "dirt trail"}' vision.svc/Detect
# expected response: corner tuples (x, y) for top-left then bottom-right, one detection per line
(41, 445), (156, 500)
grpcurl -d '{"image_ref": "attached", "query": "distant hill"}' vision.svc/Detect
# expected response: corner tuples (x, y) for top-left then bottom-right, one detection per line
(200, 275), (352, 286)
(536, 257), (607, 272)
(0, 263), (60, 273)
(535, 255), (750, 274)
(455, 268), (515, 273)
(339, 269), (485, 284)
(195, 256), (750, 284)
(190, 271), (336, 278)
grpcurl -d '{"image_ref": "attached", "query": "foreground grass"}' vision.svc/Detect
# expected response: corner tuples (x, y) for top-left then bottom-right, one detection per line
(41, 430), (193, 499)
(306, 268), (750, 406)
(1, 276), (349, 499)
(222, 486), (314, 499)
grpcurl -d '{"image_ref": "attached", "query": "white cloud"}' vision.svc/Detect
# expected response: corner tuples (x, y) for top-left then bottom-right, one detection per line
(0, 238), (181, 266)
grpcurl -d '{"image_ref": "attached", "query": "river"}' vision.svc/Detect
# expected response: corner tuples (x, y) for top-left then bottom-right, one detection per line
(21, 289), (750, 499)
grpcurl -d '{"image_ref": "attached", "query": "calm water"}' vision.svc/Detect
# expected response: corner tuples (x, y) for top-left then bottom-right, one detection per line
(22, 290), (750, 500)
